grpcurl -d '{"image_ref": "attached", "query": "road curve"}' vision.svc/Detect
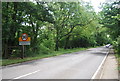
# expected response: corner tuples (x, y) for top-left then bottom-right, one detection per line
(2, 46), (109, 79)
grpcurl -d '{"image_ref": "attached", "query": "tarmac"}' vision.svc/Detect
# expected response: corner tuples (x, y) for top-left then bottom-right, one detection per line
(95, 48), (119, 80)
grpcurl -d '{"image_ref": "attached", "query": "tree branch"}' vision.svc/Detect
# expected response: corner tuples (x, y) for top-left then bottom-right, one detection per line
(60, 19), (94, 38)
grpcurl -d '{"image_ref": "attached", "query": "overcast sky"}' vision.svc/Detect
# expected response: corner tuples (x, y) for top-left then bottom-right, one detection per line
(83, 0), (119, 12)
(83, 0), (105, 12)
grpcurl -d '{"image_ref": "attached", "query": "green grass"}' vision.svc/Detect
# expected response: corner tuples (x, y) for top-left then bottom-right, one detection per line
(1, 47), (94, 66)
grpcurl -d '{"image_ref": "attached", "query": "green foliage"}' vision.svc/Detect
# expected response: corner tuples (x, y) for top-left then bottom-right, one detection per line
(100, 1), (120, 54)
(113, 37), (120, 54)
(42, 39), (55, 50)
(39, 43), (51, 54)
(100, 1), (120, 39)
(10, 49), (21, 58)
(2, 1), (108, 59)
(2, 2), (54, 58)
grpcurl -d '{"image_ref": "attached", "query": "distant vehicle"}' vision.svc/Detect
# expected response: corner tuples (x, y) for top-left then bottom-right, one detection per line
(105, 44), (111, 48)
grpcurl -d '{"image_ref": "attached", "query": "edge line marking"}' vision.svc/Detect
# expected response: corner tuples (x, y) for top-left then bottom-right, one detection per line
(91, 49), (109, 79)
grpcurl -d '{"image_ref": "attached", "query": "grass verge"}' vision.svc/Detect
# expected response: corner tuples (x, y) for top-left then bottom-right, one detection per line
(1, 47), (92, 66)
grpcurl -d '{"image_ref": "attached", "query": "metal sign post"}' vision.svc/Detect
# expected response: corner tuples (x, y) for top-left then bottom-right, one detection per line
(19, 33), (30, 59)
(22, 45), (24, 59)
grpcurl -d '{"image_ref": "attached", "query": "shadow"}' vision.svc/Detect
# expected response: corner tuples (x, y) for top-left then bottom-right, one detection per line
(20, 59), (40, 65)
(86, 49), (92, 51)
(100, 49), (108, 51)
(91, 52), (107, 56)
(2, 59), (43, 69)
(74, 52), (80, 54)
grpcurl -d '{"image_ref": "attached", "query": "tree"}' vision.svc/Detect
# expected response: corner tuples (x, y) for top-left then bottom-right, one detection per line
(48, 2), (98, 50)
(2, 2), (54, 58)
(2, 1), (106, 59)
(100, 1), (120, 39)
(100, 1), (120, 54)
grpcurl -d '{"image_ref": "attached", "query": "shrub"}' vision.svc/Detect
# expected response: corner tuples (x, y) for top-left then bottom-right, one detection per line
(112, 37), (120, 54)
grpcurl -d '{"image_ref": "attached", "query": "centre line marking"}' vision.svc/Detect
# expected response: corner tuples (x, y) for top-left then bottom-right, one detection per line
(13, 70), (40, 79)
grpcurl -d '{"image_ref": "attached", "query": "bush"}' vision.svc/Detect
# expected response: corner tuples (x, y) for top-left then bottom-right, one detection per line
(116, 37), (120, 54)
(42, 39), (55, 50)
(112, 37), (120, 54)
(10, 49), (21, 58)
(39, 43), (51, 54)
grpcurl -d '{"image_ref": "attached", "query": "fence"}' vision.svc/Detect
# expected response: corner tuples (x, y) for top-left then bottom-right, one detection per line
(4, 45), (23, 59)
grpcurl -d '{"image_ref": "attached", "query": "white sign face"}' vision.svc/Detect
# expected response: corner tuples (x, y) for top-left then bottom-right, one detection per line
(19, 41), (30, 45)
(22, 34), (28, 41)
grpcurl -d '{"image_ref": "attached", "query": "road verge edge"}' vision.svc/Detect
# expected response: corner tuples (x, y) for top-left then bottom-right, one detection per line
(91, 49), (109, 79)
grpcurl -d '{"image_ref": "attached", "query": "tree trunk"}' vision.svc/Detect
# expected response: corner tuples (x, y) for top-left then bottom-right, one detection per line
(3, 3), (9, 58)
(7, 2), (18, 58)
(64, 35), (70, 49)
(55, 25), (59, 51)
(55, 36), (59, 51)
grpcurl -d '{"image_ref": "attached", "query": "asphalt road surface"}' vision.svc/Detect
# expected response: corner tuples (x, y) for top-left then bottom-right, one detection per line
(2, 46), (109, 79)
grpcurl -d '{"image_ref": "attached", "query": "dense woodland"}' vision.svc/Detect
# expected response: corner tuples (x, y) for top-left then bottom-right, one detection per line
(2, 1), (120, 59)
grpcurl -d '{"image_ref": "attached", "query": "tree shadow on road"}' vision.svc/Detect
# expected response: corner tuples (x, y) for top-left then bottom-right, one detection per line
(91, 52), (107, 56)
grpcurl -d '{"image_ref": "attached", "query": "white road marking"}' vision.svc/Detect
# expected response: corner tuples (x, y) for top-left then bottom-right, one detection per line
(91, 49), (109, 79)
(13, 70), (40, 79)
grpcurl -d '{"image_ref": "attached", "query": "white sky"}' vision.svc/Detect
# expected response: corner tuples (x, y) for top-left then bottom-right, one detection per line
(83, 0), (106, 12)
(83, 0), (119, 12)
(29, 0), (118, 12)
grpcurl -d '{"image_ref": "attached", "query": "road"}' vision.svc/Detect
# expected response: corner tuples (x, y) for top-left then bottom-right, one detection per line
(2, 46), (109, 79)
